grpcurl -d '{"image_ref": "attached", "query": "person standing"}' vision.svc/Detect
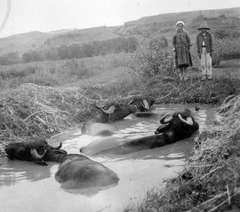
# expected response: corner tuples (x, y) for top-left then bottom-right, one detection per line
(196, 21), (214, 81)
(172, 21), (193, 81)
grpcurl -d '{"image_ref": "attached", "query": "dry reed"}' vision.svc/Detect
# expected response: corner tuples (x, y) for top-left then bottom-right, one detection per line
(125, 94), (240, 212)
(0, 83), (93, 155)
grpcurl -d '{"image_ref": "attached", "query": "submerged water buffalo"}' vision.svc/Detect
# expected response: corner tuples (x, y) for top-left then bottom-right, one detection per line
(5, 139), (66, 166)
(80, 108), (199, 155)
(81, 101), (137, 135)
(55, 154), (119, 189)
(5, 139), (119, 189)
(129, 96), (155, 112)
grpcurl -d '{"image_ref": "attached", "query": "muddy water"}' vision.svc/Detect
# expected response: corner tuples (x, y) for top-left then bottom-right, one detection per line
(0, 104), (217, 212)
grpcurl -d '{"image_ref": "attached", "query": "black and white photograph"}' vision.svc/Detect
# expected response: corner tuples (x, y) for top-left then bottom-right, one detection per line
(0, 0), (240, 211)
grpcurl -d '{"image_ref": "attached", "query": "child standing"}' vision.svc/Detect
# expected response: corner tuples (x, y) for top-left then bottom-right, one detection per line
(172, 21), (193, 81)
(196, 21), (214, 81)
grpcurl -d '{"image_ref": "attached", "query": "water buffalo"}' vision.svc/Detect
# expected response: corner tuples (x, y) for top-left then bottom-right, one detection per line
(55, 154), (119, 189)
(5, 139), (66, 166)
(81, 101), (137, 135)
(5, 140), (120, 189)
(80, 108), (199, 155)
(129, 96), (155, 112)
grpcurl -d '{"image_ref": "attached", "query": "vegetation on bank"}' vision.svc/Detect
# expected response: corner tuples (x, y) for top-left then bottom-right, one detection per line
(0, 32), (240, 154)
(124, 94), (240, 212)
(1, 28), (240, 66)
(0, 26), (239, 212)
(0, 37), (138, 65)
(0, 58), (239, 157)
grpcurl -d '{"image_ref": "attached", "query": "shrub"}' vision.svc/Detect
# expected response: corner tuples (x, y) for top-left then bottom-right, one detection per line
(127, 34), (176, 78)
(19, 37), (138, 64)
(215, 37), (240, 60)
(62, 59), (90, 79)
(0, 52), (20, 65)
(214, 29), (230, 39)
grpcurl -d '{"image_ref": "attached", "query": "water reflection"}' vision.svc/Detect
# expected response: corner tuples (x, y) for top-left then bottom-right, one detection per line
(62, 183), (119, 197)
(0, 158), (53, 187)
(0, 104), (218, 212)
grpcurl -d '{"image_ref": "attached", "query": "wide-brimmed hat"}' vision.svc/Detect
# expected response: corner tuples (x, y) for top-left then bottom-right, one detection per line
(198, 21), (210, 30)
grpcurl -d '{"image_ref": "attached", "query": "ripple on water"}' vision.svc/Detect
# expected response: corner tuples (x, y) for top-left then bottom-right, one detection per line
(0, 104), (218, 212)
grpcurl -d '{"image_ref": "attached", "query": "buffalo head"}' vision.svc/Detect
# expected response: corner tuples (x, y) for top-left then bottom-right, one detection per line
(129, 96), (155, 112)
(81, 101), (137, 135)
(93, 101), (137, 123)
(155, 108), (199, 142)
(5, 139), (67, 166)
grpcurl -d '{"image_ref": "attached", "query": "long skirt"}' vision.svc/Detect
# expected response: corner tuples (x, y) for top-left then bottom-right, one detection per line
(175, 46), (192, 68)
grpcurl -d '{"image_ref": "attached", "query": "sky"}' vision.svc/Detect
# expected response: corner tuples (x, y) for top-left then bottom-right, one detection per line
(0, 0), (239, 38)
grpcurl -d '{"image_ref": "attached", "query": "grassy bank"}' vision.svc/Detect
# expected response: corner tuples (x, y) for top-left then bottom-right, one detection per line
(0, 53), (239, 211)
(0, 29), (240, 212)
(0, 57), (239, 156)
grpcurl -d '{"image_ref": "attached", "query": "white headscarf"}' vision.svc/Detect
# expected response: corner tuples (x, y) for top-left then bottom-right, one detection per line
(176, 21), (185, 27)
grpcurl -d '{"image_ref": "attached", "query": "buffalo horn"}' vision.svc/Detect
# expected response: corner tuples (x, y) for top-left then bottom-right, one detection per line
(178, 114), (193, 125)
(140, 99), (150, 110)
(30, 149), (47, 160)
(101, 105), (116, 114)
(2, 142), (8, 147)
(49, 142), (62, 150)
(128, 99), (133, 105)
(94, 100), (106, 109)
(160, 113), (173, 124)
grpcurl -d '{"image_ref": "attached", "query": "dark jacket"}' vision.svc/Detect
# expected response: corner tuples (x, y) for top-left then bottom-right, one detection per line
(172, 30), (192, 67)
(172, 30), (191, 49)
(196, 31), (213, 54)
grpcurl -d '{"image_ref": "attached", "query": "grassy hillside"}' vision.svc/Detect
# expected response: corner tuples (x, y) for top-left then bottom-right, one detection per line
(42, 26), (120, 48)
(0, 26), (120, 55)
(0, 31), (51, 55)
(113, 7), (240, 42)
(0, 7), (239, 56)
(125, 7), (240, 26)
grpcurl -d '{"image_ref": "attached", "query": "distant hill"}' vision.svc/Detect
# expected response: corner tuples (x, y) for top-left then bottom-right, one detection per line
(114, 7), (240, 42)
(42, 26), (120, 48)
(0, 7), (239, 56)
(0, 26), (120, 56)
(124, 7), (240, 26)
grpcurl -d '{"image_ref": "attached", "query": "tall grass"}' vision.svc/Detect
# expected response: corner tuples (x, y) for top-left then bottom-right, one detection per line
(0, 53), (134, 89)
(124, 95), (240, 212)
